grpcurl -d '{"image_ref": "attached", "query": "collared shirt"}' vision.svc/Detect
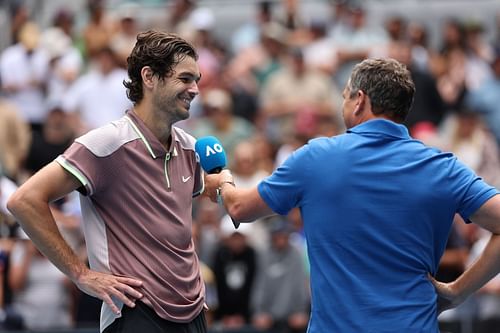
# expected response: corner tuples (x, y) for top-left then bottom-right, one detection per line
(56, 110), (205, 332)
(258, 119), (498, 333)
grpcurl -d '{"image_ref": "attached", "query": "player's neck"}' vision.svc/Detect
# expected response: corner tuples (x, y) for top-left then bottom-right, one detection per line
(133, 104), (172, 149)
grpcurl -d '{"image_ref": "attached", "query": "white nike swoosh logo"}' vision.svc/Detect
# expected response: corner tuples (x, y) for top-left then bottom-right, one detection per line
(182, 176), (191, 183)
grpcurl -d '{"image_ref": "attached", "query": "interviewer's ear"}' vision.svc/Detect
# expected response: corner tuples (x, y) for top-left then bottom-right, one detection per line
(141, 66), (154, 89)
(354, 90), (366, 115)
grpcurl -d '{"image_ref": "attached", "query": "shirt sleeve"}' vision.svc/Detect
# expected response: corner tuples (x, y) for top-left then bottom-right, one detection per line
(258, 144), (311, 215)
(56, 141), (114, 196)
(451, 158), (499, 221)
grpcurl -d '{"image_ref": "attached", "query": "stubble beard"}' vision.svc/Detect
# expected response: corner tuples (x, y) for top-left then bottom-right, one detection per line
(154, 94), (190, 124)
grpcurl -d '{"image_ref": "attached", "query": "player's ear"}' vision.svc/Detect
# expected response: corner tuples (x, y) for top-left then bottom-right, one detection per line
(141, 66), (155, 89)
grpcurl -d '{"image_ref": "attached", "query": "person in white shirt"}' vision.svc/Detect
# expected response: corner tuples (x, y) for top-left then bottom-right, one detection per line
(0, 22), (50, 131)
(62, 47), (132, 135)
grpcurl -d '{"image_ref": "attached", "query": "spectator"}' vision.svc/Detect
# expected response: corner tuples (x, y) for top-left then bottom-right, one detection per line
(164, 0), (197, 35)
(440, 107), (500, 189)
(230, 0), (274, 55)
(0, 100), (31, 181)
(251, 216), (309, 333)
(407, 21), (433, 72)
(463, 21), (494, 91)
(389, 41), (446, 131)
(110, 3), (141, 68)
(0, 22), (50, 133)
(24, 108), (74, 176)
(303, 19), (338, 76)
(466, 48), (500, 147)
(260, 46), (338, 145)
(82, 0), (115, 61)
(187, 7), (227, 95)
(8, 1), (29, 45)
(41, 26), (84, 110)
(227, 21), (288, 97)
(61, 46), (132, 134)
(434, 18), (468, 113)
(192, 196), (225, 267)
(189, 88), (255, 157)
(213, 222), (257, 330)
(331, 3), (388, 88)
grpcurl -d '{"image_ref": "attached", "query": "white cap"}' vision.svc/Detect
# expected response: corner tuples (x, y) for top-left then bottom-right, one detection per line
(190, 7), (215, 31)
(203, 88), (232, 110)
(40, 27), (71, 59)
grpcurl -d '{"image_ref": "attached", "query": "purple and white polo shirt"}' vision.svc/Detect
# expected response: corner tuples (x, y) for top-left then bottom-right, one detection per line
(56, 110), (205, 332)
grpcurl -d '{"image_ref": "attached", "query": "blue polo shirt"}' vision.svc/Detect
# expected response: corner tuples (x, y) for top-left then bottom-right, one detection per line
(258, 119), (498, 333)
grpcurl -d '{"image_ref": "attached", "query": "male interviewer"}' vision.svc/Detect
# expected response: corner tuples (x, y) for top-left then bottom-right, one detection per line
(204, 58), (500, 332)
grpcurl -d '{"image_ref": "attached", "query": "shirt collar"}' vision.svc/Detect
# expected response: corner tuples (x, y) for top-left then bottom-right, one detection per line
(125, 110), (177, 159)
(347, 119), (410, 140)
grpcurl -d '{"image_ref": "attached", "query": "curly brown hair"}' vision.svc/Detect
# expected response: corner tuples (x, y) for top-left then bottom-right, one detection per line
(123, 30), (198, 105)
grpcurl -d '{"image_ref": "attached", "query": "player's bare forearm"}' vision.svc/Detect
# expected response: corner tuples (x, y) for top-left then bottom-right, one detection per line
(7, 164), (89, 281)
(7, 162), (144, 314)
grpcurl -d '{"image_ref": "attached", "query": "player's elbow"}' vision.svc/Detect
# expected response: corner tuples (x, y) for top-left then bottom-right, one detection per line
(7, 190), (21, 216)
(7, 187), (32, 218)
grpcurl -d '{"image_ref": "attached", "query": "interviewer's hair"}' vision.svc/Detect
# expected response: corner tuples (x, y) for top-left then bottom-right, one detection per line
(123, 30), (198, 104)
(348, 58), (415, 122)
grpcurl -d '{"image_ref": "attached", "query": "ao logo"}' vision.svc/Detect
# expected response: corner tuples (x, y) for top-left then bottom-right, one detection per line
(205, 143), (223, 156)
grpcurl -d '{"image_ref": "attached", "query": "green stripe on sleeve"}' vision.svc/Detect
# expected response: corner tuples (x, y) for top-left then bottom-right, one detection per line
(55, 156), (91, 190)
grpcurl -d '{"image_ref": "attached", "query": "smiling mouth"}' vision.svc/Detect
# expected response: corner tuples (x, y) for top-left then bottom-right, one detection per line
(180, 97), (191, 110)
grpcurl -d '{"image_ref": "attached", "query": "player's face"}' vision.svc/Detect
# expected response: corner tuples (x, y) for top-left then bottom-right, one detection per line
(153, 56), (201, 122)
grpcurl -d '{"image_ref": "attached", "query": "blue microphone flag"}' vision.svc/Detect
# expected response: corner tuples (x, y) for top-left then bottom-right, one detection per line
(195, 136), (240, 229)
(195, 136), (227, 174)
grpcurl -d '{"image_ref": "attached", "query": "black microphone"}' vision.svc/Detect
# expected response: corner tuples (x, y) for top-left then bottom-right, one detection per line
(195, 136), (240, 228)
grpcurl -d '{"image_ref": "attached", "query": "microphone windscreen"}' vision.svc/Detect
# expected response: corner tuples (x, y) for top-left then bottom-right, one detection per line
(195, 136), (227, 174)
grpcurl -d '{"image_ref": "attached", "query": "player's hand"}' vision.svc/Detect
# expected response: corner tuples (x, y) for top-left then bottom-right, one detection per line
(74, 269), (143, 315)
(204, 170), (233, 203)
(428, 273), (463, 314)
(203, 173), (220, 202)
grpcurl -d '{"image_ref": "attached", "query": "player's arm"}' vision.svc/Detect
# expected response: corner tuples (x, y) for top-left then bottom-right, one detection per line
(204, 169), (275, 222)
(431, 194), (500, 312)
(7, 161), (143, 314)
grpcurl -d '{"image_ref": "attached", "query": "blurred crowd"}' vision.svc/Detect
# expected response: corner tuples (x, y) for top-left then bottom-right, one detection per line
(0, 0), (499, 332)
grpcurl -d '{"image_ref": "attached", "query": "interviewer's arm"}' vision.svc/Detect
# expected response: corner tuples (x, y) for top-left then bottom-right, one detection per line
(431, 195), (500, 312)
(7, 161), (143, 314)
(204, 169), (275, 222)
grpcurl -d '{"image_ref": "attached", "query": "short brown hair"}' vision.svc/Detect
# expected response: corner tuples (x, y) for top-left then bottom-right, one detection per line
(123, 30), (198, 104)
(348, 58), (415, 122)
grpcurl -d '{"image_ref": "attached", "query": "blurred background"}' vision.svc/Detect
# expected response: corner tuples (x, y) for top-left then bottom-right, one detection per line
(0, 0), (500, 332)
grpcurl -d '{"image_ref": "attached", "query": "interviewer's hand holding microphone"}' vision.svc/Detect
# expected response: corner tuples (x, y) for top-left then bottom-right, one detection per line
(195, 136), (240, 228)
